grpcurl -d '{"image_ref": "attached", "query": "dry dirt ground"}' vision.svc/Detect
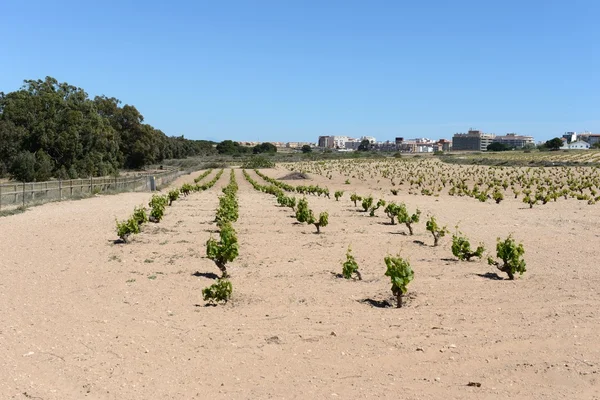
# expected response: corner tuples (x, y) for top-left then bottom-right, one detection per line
(1, 166), (599, 400)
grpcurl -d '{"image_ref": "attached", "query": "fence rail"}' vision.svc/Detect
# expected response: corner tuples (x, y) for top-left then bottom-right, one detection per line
(0, 169), (182, 211)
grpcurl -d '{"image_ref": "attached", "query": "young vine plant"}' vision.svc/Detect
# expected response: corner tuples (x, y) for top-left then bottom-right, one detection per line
(451, 229), (485, 261)
(487, 235), (527, 280)
(342, 246), (362, 280)
(384, 255), (414, 308)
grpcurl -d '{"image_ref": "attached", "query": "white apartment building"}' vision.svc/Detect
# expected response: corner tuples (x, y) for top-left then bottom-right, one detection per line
(332, 136), (348, 149)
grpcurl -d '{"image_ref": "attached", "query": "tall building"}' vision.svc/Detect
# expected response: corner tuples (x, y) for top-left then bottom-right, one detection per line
(577, 132), (600, 146)
(318, 135), (349, 149)
(332, 136), (348, 149)
(318, 136), (333, 148)
(452, 130), (495, 151)
(562, 132), (577, 144)
(493, 133), (534, 149)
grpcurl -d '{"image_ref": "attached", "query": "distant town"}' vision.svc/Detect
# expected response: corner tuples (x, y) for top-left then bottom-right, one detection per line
(237, 130), (600, 153)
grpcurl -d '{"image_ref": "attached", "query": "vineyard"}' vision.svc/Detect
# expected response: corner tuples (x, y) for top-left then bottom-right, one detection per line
(1, 161), (599, 399)
(439, 149), (600, 166)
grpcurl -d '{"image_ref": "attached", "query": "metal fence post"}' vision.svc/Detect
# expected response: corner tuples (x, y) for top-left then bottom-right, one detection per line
(0, 184), (2, 211)
(22, 182), (25, 207)
(59, 180), (62, 201)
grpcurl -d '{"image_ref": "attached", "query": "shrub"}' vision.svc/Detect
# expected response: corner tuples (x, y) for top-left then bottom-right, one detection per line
(180, 183), (193, 196)
(350, 193), (362, 207)
(451, 231), (485, 261)
(10, 151), (36, 182)
(384, 255), (414, 308)
(522, 194), (537, 208)
(361, 195), (374, 212)
(276, 194), (296, 210)
(344, 179), (350, 184)
(384, 202), (401, 224)
(334, 190), (344, 201)
(168, 189), (180, 205)
(425, 216), (449, 246)
(475, 191), (488, 202)
(487, 235), (526, 280)
(295, 198), (328, 233)
(492, 189), (504, 204)
(132, 206), (148, 226)
(342, 246), (362, 280)
(295, 198), (311, 223)
(148, 194), (168, 222)
(202, 278), (232, 304)
(206, 222), (239, 278)
(312, 211), (329, 234)
(369, 199), (386, 217)
(396, 203), (421, 235)
(215, 194), (239, 227)
(116, 217), (140, 243)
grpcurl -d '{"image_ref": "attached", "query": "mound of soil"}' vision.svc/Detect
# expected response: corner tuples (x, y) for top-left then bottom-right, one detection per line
(279, 172), (309, 180)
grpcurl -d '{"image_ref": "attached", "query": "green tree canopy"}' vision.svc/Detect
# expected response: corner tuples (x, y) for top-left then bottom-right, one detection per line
(0, 76), (216, 180)
(216, 140), (251, 155)
(357, 139), (371, 151)
(487, 142), (513, 152)
(545, 137), (563, 151)
(253, 142), (277, 154)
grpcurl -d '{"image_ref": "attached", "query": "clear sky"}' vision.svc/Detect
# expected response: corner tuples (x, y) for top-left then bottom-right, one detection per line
(1, 0), (599, 143)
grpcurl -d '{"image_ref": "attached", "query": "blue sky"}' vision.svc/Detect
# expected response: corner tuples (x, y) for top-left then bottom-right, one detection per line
(1, 0), (599, 143)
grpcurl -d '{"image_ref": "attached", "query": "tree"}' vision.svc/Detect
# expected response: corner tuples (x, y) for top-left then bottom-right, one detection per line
(545, 137), (563, 151)
(253, 142), (277, 154)
(0, 76), (208, 181)
(216, 140), (251, 155)
(357, 139), (371, 151)
(10, 151), (36, 182)
(0, 120), (26, 177)
(301, 144), (312, 153)
(487, 142), (512, 152)
(34, 150), (54, 181)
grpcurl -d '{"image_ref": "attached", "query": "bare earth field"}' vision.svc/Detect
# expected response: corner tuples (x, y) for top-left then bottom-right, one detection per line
(1, 166), (599, 399)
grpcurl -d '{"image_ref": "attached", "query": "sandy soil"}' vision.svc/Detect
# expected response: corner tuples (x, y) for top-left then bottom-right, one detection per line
(1, 166), (599, 399)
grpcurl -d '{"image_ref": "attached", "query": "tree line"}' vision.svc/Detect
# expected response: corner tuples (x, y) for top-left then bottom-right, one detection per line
(0, 76), (216, 181)
(215, 140), (277, 155)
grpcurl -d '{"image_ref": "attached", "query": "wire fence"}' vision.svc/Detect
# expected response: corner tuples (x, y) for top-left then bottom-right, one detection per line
(0, 169), (183, 211)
